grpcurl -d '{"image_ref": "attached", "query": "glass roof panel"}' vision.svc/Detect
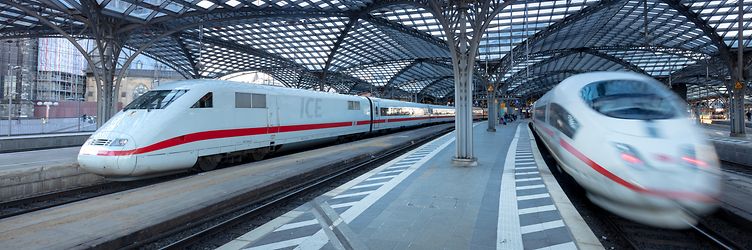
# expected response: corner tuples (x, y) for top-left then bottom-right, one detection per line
(345, 60), (413, 87)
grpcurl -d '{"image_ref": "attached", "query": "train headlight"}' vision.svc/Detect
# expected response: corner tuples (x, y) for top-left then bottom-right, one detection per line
(614, 143), (649, 170)
(110, 138), (129, 147)
(680, 145), (708, 169)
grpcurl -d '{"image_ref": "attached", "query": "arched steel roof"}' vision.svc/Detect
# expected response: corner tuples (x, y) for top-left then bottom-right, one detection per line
(0, 0), (749, 101)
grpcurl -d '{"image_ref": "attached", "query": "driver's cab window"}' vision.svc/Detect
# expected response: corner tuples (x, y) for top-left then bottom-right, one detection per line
(192, 92), (213, 108)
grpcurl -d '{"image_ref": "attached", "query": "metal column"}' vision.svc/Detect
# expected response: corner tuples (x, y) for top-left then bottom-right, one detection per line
(730, 0), (746, 137)
(487, 84), (496, 132)
(451, 10), (477, 166)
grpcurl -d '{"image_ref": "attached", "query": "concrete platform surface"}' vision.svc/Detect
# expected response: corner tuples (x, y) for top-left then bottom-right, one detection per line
(220, 121), (600, 250)
(0, 146), (79, 171)
(719, 170), (752, 222)
(0, 124), (451, 249)
(700, 125), (752, 167)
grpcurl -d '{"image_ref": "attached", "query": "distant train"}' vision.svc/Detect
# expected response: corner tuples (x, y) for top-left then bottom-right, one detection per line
(78, 80), (472, 180)
(531, 72), (722, 229)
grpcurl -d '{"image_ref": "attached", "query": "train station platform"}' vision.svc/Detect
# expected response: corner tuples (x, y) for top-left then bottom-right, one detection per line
(0, 132), (91, 153)
(220, 121), (602, 250)
(0, 146), (104, 202)
(701, 124), (752, 167)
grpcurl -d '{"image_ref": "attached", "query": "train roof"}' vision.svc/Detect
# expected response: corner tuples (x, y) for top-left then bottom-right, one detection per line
(152, 79), (455, 109)
(557, 72), (658, 90)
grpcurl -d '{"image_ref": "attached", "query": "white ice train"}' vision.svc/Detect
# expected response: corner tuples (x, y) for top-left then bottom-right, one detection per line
(78, 80), (459, 180)
(531, 72), (722, 229)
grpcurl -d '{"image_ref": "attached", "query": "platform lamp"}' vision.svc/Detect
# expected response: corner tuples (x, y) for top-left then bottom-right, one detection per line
(37, 101), (58, 133)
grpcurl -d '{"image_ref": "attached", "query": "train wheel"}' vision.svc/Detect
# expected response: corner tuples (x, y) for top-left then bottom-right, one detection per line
(251, 151), (266, 161)
(196, 155), (221, 171)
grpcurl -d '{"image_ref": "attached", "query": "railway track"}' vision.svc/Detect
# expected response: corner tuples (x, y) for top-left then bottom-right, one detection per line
(601, 208), (744, 250)
(0, 174), (188, 220)
(135, 126), (453, 249)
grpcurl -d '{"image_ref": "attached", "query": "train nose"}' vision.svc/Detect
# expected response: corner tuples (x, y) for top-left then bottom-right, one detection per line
(77, 132), (138, 177)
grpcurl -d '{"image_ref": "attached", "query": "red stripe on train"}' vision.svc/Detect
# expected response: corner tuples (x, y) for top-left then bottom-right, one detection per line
(558, 138), (715, 202)
(96, 116), (456, 156)
(98, 121), (354, 156)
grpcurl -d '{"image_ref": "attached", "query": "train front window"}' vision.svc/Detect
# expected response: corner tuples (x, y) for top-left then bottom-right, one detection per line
(581, 80), (683, 120)
(124, 89), (188, 110)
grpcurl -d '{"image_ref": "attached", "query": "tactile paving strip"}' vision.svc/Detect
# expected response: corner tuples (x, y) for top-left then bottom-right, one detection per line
(513, 128), (576, 250)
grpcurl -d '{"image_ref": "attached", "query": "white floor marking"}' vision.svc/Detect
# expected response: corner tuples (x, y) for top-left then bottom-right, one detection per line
(515, 177), (542, 182)
(385, 165), (409, 170)
(517, 193), (550, 201)
(534, 241), (578, 250)
(331, 201), (357, 209)
(351, 182), (384, 189)
(520, 220), (566, 234)
(497, 125), (524, 250)
(515, 171), (539, 176)
(245, 237), (307, 250)
(515, 166), (539, 170)
(365, 175), (394, 181)
(516, 184), (545, 190)
(518, 205), (558, 215)
(334, 191), (373, 199)
(526, 126), (603, 250)
(275, 219), (319, 232)
(377, 169), (404, 175)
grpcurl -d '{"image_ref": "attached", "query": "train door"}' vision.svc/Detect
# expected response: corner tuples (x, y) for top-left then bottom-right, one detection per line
(373, 100), (382, 130)
(267, 95), (279, 145)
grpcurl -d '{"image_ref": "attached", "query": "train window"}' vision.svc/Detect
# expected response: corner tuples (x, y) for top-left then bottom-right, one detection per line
(534, 105), (546, 121)
(580, 80), (683, 120)
(252, 94), (266, 108)
(380, 107), (423, 116)
(548, 103), (579, 138)
(236, 93), (266, 108)
(124, 89), (188, 110)
(433, 108), (455, 115)
(235, 93), (252, 108)
(348, 101), (360, 110)
(191, 92), (213, 108)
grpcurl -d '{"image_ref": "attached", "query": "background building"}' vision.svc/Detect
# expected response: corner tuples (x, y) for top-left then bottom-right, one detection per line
(35, 38), (91, 102)
(85, 67), (185, 106)
(0, 38), (38, 118)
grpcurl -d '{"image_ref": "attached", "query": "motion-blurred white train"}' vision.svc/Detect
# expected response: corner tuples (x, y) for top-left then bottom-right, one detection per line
(531, 72), (722, 229)
(78, 80), (469, 180)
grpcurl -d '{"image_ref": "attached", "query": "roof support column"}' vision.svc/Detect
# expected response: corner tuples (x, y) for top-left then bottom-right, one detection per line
(81, 0), (133, 127)
(730, 0), (746, 137)
(456, 17), (475, 165)
(484, 77), (496, 132)
(428, 0), (506, 166)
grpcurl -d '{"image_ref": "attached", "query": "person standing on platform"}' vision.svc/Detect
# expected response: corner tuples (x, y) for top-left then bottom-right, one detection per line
(746, 110), (751, 122)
